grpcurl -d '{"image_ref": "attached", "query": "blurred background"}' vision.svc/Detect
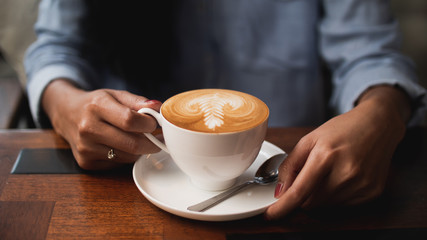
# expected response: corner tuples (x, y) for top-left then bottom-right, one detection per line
(1, 0), (426, 129)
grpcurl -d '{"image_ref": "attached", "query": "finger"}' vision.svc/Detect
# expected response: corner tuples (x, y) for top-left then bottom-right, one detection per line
(300, 177), (335, 210)
(102, 131), (161, 156)
(301, 153), (384, 210)
(102, 145), (141, 164)
(106, 89), (162, 112)
(265, 148), (332, 220)
(90, 91), (159, 133)
(87, 143), (141, 164)
(300, 157), (350, 209)
(320, 171), (385, 208)
(72, 137), (143, 169)
(80, 120), (160, 155)
(70, 140), (129, 170)
(275, 136), (314, 198)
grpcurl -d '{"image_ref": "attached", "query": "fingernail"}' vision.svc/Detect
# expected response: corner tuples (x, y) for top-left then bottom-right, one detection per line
(274, 182), (284, 199)
(144, 100), (162, 105)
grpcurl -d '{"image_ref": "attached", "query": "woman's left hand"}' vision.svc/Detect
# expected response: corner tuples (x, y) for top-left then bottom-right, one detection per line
(265, 85), (411, 220)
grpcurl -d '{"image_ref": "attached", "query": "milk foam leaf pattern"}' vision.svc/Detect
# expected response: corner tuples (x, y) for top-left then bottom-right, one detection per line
(189, 93), (244, 130)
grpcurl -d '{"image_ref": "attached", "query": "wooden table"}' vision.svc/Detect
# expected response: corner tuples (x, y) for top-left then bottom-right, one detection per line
(0, 127), (426, 239)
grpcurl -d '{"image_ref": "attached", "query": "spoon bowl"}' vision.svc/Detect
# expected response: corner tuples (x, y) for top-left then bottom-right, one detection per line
(254, 153), (286, 185)
(187, 153), (287, 212)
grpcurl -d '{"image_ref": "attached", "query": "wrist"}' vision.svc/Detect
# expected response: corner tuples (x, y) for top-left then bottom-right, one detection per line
(42, 79), (84, 129)
(357, 85), (412, 125)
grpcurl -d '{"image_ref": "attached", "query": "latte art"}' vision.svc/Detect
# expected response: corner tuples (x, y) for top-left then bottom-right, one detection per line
(188, 92), (246, 130)
(162, 89), (269, 133)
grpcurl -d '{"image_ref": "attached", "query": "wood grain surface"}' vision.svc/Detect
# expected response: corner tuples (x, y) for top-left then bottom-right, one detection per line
(0, 128), (426, 239)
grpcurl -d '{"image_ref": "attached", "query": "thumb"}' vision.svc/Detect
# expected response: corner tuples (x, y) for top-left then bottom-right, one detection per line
(274, 138), (312, 199)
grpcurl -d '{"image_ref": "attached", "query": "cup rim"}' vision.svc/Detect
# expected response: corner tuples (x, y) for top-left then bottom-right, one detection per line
(159, 108), (269, 136)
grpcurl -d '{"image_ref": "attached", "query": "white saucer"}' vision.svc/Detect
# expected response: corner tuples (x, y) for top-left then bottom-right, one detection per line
(132, 141), (286, 221)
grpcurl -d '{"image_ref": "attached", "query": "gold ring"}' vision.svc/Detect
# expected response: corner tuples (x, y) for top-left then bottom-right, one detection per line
(107, 148), (116, 160)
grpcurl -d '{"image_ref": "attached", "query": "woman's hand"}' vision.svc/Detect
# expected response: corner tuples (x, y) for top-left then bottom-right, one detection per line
(265, 85), (411, 220)
(42, 79), (162, 170)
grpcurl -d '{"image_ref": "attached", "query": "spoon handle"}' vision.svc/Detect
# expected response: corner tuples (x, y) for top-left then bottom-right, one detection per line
(187, 181), (255, 212)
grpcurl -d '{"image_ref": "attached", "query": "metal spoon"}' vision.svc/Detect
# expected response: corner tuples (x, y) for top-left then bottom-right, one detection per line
(187, 153), (287, 212)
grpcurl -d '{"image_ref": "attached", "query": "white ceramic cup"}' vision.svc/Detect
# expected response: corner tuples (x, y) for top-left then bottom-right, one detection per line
(137, 107), (268, 191)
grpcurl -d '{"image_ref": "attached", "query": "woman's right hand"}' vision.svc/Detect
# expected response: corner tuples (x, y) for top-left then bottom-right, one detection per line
(42, 79), (163, 170)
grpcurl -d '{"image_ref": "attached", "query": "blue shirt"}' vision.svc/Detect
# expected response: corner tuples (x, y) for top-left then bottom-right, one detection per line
(25, 0), (427, 128)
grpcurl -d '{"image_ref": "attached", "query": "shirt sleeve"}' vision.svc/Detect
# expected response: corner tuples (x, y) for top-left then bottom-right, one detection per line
(24, 0), (97, 127)
(320, 0), (427, 126)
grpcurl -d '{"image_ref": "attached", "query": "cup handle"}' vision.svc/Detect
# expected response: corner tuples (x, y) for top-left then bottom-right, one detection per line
(137, 108), (169, 153)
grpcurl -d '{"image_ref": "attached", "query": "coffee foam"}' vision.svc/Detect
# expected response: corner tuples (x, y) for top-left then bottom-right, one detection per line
(162, 89), (269, 133)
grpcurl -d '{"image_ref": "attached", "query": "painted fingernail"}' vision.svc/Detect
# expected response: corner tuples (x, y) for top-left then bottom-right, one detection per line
(274, 182), (284, 199)
(144, 100), (162, 105)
